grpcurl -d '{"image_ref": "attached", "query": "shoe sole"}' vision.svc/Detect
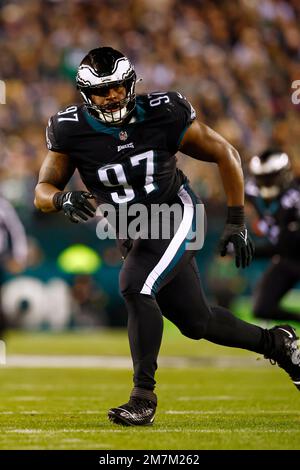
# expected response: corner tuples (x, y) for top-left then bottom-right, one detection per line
(108, 411), (155, 427)
(293, 381), (300, 391)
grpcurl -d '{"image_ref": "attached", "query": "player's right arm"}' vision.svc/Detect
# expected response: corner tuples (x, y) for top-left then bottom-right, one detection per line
(35, 150), (95, 223)
(35, 110), (96, 223)
(34, 150), (75, 212)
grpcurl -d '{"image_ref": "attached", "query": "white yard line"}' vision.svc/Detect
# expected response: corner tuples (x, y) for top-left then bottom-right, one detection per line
(0, 410), (106, 415)
(3, 428), (300, 434)
(1, 409), (297, 416)
(1, 355), (267, 369)
(10, 396), (46, 401)
(178, 396), (240, 401)
(1, 384), (128, 390)
(1, 409), (298, 416)
(166, 410), (300, 415)
(4, 355), (132, 369)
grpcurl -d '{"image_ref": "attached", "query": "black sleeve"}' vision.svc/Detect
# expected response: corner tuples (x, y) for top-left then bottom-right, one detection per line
(165, 92), (196, 153)
(45, 115), (70, 153)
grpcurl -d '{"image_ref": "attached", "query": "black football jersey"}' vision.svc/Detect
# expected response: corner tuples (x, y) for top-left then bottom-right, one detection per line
(245, 178), (300, 259)
(46, 92), (196, 208)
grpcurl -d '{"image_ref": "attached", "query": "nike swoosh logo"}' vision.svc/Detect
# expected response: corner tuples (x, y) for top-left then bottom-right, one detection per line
(63, 192), (72, 206)
(238, 229), (248, 244)
(278, 328), (294, 339)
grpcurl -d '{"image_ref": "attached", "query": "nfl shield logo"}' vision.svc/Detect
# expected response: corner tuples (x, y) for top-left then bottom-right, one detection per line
(119, 131), (128, 141)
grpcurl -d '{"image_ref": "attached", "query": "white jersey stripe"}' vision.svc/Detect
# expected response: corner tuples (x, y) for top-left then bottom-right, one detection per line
(140, 187), (194, 296)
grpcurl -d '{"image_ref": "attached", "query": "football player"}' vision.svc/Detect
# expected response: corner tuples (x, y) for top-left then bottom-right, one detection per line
(246, 149), (300, 322)
(35, 47), (300, 426)
(0, 194), (28, 338)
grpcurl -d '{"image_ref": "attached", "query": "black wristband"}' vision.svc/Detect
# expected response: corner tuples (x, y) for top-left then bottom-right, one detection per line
(227, 206), (245, 225)
(53, 191), (65, 211)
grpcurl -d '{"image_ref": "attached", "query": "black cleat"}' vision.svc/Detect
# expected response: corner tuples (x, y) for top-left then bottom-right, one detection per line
(108, 397), (156, 426)
(266, 325), (300, 391)
(108, 388), (157, 426)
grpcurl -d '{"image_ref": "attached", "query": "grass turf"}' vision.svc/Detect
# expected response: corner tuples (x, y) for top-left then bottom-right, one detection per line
(0, 368), (300, 450)
(0, 323), (300, 450)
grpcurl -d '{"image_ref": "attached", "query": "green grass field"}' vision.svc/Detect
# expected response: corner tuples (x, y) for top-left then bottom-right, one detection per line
(0, 322), (300, 450)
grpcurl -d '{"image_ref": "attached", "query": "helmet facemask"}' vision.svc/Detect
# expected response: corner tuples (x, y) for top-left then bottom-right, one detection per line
(79, 74), (136, 125)
(76, 48), (137, 125)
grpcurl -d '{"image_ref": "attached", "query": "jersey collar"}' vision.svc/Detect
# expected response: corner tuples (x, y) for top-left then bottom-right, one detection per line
(82, 99), (146, 138)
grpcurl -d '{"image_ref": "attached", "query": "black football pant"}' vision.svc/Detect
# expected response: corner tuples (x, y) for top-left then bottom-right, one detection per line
(119, 185), (271, 391)
(253, 257), (300, 322)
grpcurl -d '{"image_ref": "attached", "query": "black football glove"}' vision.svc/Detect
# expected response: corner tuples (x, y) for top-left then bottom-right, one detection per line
(53, 191), (96, 223)
(219, 206), (255, 268)
(219, 224), (255, 268)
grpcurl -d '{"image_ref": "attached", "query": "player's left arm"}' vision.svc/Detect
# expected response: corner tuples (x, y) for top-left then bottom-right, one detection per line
(180, 120), (243, 206)
(180, 120), (254, 268)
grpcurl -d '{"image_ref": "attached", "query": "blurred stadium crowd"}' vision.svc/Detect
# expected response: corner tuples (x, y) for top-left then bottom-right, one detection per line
(0, 0), (299, 328)
(1, 0), (300, 203)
